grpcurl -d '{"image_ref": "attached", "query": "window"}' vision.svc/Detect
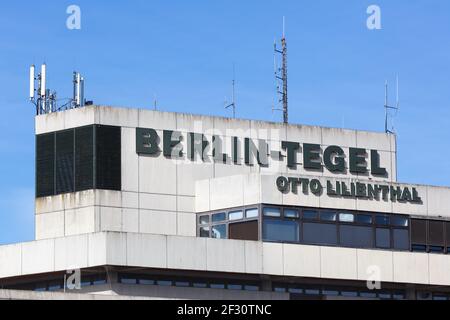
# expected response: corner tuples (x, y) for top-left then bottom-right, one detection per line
(412, 244), (427, 252)
(429, 246), (444, 253)
(339, 213), (354, 223)
(212, 213), (227, 223)
(229, 221), (258, 241)
(321, 212), (337, 222)
(199, 215), (209, 225)
(229, 210), (243, 221)
(391, 216), (409, 227)
(376, 215), (390, 226)
(303, 223), (338, 245)
(284, 209), (300, 219)
(263, 207), (281, 217)
(340, 225), (373, 248)
(356, 214), (373, 224)
(211, 224), (227, 239)
(376, 228), (391, 249)
(139, 279), (155, 285)
(303, 210), (318, 220)
(199, 227), (210, 238)
(263, 219), (299, 242)
(245, 208), (259, 219)
(228, 284), (243, 290)
(429, 221), (444, 247)
(411, 219), (427, 246)
(393, 229), (409, 250)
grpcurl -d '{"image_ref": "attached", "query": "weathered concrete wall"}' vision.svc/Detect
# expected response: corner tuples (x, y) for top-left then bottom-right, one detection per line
(1, 231), (450, 287)
(35, 106), (397, 239)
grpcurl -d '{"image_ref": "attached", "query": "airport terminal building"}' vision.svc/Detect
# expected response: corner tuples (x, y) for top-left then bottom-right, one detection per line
(1, 105), (450, 300)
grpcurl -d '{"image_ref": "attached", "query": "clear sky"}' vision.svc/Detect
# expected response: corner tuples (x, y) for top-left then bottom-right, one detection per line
(0, 0), (449, 245)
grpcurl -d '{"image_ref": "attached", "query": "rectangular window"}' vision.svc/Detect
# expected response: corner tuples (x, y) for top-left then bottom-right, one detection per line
(412, 244), (427, 252)
(429, 246), (444, 253)
(303, 223), (338, 245)
(284, 209), (300, 219)
(302, 210), (318, 220)
(229, 221), (259, 241)
(263, 207), (281, 217)
(356, 214), (373, 225)
(340, 225), (373, 248)
(411, 219), (427, 245)
(199, 227), (210, 238)
(393, 229), (409, 250)
(229, 210), (243, 221)
(212, 212), (227, 223)
(211, 224), (227, 239)
(245, 208), (259, 219)
(199, 215), (210, 225)
(339, 213), (355, 223)
(376, 228), (391, 249)
(391, 216), (409, 227)
(429, 221), (445, 246)
(321, 212), (337, 222)
(263, 219), (299, 242)
(376, 215), (390, 226)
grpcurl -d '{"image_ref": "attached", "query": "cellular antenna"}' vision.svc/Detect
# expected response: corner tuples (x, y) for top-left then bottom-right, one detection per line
(29, 63), (90, 115)
(274, 16), (289, 124)
(225, 64), (236, 118)
(384, 76), (400, 134)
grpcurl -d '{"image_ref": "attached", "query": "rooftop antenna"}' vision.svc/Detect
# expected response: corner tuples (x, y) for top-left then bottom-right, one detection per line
(384, 76), (400, 134)
(273, 16), (289, 124)
(29, 63), (57, 115)
(225, 64), (236, 118)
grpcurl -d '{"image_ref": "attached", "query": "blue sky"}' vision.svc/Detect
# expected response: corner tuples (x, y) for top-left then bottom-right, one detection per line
(0, 0), (449, 245)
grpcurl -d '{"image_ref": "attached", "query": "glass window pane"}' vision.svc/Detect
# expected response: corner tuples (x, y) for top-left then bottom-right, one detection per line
(376, 228), (391, 249)
(244, 285), (259, 291)
(199, 227), (210, 238)
(284, 209), (300, 219)
(229, 210), (243, 221)
(393, 229), (409, 250)
(429, 246), (444, 253)
(303, 210), (318, 220)
(340, 225), (373, 248)
(228, 284), (243, 290)
(412, 244), (427, 252)
(210, 284), (225, 289)
(376, 215), (390, 226)
(193, 283), (207, 288)
(157, 280), (172, 286)
(321, 212), (337, 222)
(175, 282), (190, 287)
(391, 216), (409, 227)
(356, 214), (373, 224)
(339, 213), (355, 223)
(263, 207), (281, 217)
(211, 224), (227, 239)
(212, 212), (227, 223)
(139, 279), (155, 285)
(263, 219), (299, 242)
(303, 223), (338, 245)
(199, 215), (210, 225)
(245, 208), (259, 219)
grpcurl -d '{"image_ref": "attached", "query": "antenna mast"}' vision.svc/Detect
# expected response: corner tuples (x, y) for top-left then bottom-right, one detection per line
(384, 76), (400, 134)
(274, 17), (289, 124)
(225, 64), (236, 118)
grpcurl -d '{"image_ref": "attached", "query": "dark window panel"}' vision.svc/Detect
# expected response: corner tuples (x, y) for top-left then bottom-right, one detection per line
(263, 219), (299, 242)
(36, 133), (55, 197)
(75, 126), (94, 192)
(429, 221), (445, 246)
(393, 229), (410, 250)
(229, 221), (259, 241)
(95, 125), (121, 191)
(376, 228), (391, 249)
(303, 223), (338, 246)
(55, 130), (75, 194)
(411, 219), (427, 245)
(340, 225), (373, 248)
